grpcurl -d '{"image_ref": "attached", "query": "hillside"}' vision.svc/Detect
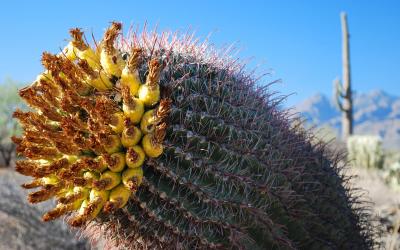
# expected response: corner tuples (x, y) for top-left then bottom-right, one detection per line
(295, 90), (400, 149)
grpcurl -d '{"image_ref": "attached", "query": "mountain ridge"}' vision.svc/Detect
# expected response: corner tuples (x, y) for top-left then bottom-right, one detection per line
(295, 90), (400, 149)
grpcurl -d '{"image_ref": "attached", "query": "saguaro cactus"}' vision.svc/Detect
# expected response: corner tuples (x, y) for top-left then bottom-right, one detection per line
(334, 12), (353, 140)
(13, 22), (377, 249)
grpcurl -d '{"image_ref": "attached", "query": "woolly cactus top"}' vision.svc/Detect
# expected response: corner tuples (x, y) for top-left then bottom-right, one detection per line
(13, 22), (377, 249)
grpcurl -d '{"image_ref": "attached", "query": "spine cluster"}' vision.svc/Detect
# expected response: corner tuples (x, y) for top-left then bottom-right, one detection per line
(13, 22), (170, 227)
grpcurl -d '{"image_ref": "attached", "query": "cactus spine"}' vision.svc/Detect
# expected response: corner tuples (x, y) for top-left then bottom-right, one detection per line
(334, 12), (354, 140)
(13, 22), (377, 249)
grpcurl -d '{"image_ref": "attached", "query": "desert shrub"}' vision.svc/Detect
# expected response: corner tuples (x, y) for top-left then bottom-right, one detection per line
(382, 161), (400, 190)
(347, 135), (385, 169)
(0, 79), (24, 167)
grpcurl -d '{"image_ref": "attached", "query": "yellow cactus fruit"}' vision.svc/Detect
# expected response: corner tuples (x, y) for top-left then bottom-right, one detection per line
(95, 70), (114, 90)
(120, 47), (143, 96)
(78, 48), (100, 70)
(34, 71), (55, 90)
(142, 134), (163, 158)
(64, 154), (78, 164)
(126, 146), (146, 168)
(69, 200), (90, 227)
(42, 175), (59, 185)
(100, 22), (124, 77)
(61, 41), (77, 61)
(140, 109), (156, 134)
(121, 118), (142, 147)
(142, 123), (167, 158)
(103, 152), (126, 172)
(77, 59), (113, 91)
(138, 59), (162, 107)
(69, 28), (101, 70)
(121, 67), (141, 95)
(109, 112), (125, 133)
(89, 188), (110, 202)
(100, 49), (124, 78)
(78, 199), (89, 214)
(57, 186), (89, 205)
(93, 170), (121, 191)
(78, 171), (100, 187)
(69, 189), (109, 227)
(94, 155), (109, 173)
(122, 167), (143, 192)
(103, 184), (131, 213)
(138, 84), (160, 107)
(141, 99), (172, 134)
(121, 85), (144, 124)
(99, 134), (122, 154)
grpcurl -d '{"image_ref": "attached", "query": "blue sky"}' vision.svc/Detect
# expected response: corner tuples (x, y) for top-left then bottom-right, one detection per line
(1, 1), (399, 106)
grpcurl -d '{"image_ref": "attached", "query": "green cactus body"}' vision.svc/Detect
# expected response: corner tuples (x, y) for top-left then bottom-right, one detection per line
(13, 23), (376, 250)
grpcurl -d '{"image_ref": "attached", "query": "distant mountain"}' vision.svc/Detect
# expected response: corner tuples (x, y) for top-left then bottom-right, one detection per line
(295, 90), (400, 149)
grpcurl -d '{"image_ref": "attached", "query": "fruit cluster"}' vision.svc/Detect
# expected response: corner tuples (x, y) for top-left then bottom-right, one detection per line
(13, 22), (171, 227)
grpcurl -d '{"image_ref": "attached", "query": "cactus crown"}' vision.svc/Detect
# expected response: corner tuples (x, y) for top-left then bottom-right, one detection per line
(13, 22), (377, 249)
(13, 22), (169, 227)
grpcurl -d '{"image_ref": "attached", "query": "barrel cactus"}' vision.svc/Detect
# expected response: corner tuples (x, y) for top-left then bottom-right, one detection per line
(13, 22), (376, 249)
